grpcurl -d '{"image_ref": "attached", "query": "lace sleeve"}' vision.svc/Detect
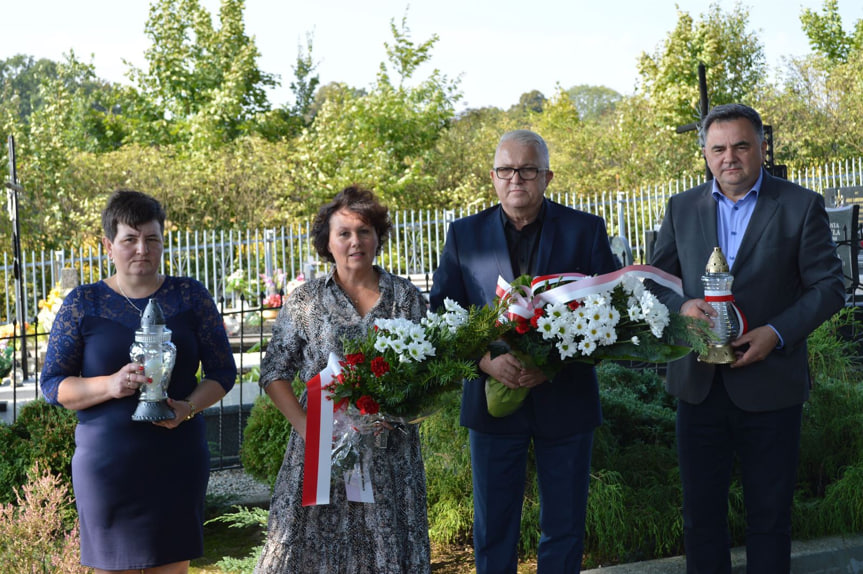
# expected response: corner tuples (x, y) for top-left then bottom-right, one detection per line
(39, 288), (86, 405)
(189, 280), (237, 392)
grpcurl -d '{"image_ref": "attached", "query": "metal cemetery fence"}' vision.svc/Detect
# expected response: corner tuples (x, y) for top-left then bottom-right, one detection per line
(2, 157), (862, 467)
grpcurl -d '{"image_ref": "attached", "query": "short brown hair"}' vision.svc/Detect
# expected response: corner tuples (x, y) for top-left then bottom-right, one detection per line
(101, 189), (166, 241)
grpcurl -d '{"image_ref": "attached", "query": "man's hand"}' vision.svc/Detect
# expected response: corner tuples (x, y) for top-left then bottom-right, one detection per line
(479, 352), (547, 389)
(730, 326), (779, 368)
(681, 298), (716, 325)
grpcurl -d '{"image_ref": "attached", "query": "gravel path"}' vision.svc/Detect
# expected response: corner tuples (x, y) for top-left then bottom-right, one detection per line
(207, 467), (272, 506)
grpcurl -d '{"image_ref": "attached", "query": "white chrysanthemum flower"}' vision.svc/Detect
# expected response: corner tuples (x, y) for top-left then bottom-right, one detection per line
(571, 318), (589, 336)
(536, 315), (557, 340)
(597, 325), (618, 346)
(573, 307), (590, 321)
(578, 338), (597, 356)
(639, 291), (670, 337)
(583, 293), (607, 308)
(443, 298), (465, 313)
(421, 311), (443, 329)
(553, 318), (574, 341)
(404, 340), (435, 362)
(586, 322), (602, 341)
(601, 305), (621, 326)
(545, 303), (569, 320)
(631, 336), (640, 346)
(374, 338), (390, 353)
(622, 275), (645, 298)
(557, 338), (578, 360)
(587, 308), (605, 323)
(387, 338), (408, 354)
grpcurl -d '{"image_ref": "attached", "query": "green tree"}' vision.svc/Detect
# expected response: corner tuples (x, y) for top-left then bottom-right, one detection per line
(637, 3), (766, 128)
(566, 84), (623, 121)
(289, 32), (320, 127)
(280, 13), (461, 216)
(760, 1), (863, 164)
(800, 0), (862, 64)
(509, 89), (547, 115)
(128, 0), (277, 148)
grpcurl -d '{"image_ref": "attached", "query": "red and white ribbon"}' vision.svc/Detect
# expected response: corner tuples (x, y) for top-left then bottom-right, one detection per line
(302, 352), (343, 507)
(704, 289), (749, 335)
(497, 265), (684, 321)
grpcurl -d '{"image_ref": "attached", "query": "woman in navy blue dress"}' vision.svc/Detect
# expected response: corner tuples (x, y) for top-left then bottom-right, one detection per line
(40, 190), (237, 574)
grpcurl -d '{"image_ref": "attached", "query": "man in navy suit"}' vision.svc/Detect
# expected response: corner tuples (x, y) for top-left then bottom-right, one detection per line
(430, 130), (617, 573)
(649, 104), (845, 573)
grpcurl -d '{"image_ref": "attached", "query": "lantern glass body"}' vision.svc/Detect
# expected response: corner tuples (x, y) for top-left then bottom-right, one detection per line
(129, 338), (176, 403)
(701, 272), (740, 344)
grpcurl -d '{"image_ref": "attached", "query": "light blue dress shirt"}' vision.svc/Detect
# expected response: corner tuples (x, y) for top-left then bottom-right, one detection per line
(711, 169), (783, 346)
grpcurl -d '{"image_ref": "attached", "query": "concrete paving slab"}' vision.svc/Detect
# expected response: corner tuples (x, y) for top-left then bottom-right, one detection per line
(582, 534), (863, 573)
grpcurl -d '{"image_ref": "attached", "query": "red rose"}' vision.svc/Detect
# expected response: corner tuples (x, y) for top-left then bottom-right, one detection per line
(345, 352), (365, 366)
(370, 356), (390, 377)
(568, 300), (581, 310)
(356, 395), (380, 415)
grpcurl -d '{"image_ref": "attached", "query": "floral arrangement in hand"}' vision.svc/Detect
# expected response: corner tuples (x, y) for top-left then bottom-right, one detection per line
(303, 299), (506, 499)
(331, 298), (506, 420)
(487, 267), (708, 417)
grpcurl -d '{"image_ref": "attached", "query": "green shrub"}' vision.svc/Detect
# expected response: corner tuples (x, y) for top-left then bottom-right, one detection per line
(0, 399), (77, 504)
(241, 394), (292, 489)
(419, 393), (474, 546)
(0, 462), (86, 573)
(229, 308), (863, 567)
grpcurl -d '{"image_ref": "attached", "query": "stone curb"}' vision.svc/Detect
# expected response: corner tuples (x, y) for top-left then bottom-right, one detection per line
(582, 534), (863, 573)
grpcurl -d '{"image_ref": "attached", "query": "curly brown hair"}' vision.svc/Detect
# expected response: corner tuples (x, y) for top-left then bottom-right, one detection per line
(312, 186), (391, 263)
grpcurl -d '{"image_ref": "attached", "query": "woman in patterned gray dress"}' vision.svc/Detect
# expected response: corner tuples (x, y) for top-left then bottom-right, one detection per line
(254, 187), (431, 574)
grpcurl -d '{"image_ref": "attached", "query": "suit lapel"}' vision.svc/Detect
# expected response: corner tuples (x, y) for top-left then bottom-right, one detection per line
(695, 185), (719, 254)
(730, 174), (780, 274)
(486, 207), (515, 282)
(536, 200), (557, 275)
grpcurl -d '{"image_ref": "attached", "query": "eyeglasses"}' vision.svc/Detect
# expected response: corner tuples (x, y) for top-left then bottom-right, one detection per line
(493, 167), (547, 181)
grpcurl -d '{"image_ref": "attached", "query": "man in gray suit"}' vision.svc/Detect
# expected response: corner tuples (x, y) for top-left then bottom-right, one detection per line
(649, 103), (845, 573)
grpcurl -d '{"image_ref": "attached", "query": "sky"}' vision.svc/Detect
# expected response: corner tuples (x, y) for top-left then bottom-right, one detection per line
(3, 0), (861, 111)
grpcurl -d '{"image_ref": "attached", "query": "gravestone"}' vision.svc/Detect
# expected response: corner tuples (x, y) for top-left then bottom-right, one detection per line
(826, 205), (859, 293)
(825, 186), (863, 208)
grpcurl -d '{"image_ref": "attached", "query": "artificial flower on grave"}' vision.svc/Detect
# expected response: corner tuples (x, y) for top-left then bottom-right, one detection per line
(0, 344), (13, 378)
(486, 265), (708, 417)
(262, 293), (283, 309)
(37, 282), (73, 342)
(225, 268), (259, 300)
(0, 321), (37, 381)
(301, 298), (506, 505)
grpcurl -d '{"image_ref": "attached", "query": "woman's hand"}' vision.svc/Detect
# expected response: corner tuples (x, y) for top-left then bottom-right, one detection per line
(153, 397), (193, 429)
(112, 363), (146, 399)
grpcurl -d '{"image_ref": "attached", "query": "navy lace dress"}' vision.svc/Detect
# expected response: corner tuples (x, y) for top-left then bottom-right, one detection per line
(40, 276), (236, 570)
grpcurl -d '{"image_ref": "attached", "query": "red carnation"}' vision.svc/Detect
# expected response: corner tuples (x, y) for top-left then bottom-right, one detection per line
(515, 322), (531, 335)
(345, 352), (365, 366)
(370, 356), (390, 377)
(568, 300), (581, 310)
(356, 395), (380, 415)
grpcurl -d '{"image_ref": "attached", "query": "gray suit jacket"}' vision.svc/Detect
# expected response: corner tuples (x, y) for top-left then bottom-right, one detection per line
(650, 170), (845, 411)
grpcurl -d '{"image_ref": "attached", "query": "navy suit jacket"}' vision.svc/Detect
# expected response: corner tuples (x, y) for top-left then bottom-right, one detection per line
(429, 199), (618, 437)
(649, 171), (845, 411)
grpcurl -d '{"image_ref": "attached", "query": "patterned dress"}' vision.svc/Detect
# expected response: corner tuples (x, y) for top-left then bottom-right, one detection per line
(255, 266), (431, 574)
(40, 276), (237, 569)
